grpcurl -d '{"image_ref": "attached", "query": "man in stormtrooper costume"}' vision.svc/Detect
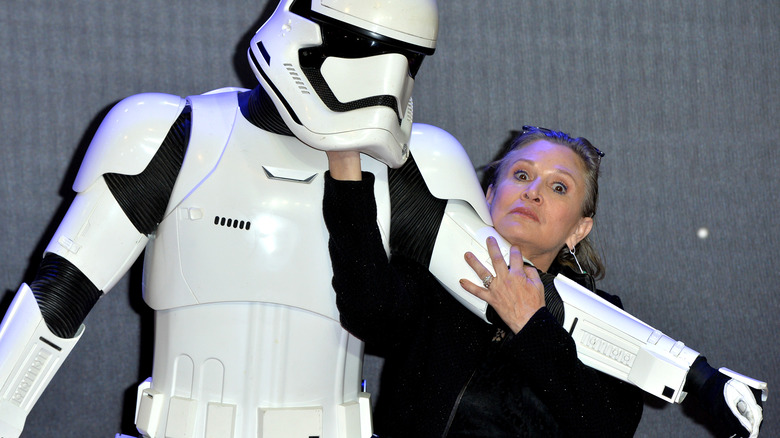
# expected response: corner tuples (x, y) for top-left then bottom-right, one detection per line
(0, 0), (436, 436)
(0, 0), (767, 437)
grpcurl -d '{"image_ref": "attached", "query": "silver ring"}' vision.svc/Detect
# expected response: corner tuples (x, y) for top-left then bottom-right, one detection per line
(482, 275), (494, 289)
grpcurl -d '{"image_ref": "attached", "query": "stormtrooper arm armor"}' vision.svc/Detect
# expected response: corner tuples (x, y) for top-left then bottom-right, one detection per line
(0, 93), (187, 437)
(551, 275), (767, 437)
(395, 123), (767, 437)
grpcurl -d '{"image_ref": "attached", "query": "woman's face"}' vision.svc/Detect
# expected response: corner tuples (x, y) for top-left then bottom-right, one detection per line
(487, 139), (593, 271)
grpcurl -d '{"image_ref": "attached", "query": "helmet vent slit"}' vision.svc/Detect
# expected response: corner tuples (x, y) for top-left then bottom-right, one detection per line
(284, 63), (311, 95)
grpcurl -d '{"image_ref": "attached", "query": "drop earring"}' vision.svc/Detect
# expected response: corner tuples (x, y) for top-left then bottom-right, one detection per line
(569, 246), (585, 274)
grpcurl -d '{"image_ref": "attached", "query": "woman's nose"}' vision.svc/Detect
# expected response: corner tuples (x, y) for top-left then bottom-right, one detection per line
(523, 181), (542, 203)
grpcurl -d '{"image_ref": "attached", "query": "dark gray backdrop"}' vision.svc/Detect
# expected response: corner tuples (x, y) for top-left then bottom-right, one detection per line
(1, 1), (777, 437)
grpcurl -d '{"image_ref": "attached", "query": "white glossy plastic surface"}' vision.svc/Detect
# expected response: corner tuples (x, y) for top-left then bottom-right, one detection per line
(553, 274), (702, 403)
(317, 0), (438, 50)
(429, 200), (509, 322)
(73, 93), (186, 192)
(721, 367), (769, 402)
(45, 176), (148, 293)
(409, 123), (511, 322)
(408, 124), (493, 225)
(321, 54), (414, 118)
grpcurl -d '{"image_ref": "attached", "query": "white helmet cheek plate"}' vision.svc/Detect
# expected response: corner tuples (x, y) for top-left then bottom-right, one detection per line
(320, 54), (413, 118)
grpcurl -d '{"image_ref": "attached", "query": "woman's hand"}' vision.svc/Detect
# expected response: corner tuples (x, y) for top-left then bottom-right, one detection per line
(326, 150), (362, 181)
(460, 236), (545, 334)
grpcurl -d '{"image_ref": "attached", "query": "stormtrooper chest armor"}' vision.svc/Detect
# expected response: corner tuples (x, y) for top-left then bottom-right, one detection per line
(144, 90), (390, 312)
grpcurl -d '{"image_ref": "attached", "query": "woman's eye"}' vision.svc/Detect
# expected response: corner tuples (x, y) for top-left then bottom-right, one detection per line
(513, 170), (529, 181)
(552, 182), (568, 194)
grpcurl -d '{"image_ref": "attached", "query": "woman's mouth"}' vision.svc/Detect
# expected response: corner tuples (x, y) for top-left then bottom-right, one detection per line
(510, 206), (539, 222)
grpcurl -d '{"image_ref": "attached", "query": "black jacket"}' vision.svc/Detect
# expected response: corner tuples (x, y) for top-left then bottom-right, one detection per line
(323, 172), (643, 437)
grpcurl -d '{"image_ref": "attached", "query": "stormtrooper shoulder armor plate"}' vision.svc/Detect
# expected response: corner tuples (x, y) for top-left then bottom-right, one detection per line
(72, 93), (186, 192)
(409, 123), (493, 225)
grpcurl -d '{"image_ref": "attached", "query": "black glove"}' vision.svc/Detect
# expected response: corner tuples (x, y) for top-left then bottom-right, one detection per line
(684, 356), (764, 438)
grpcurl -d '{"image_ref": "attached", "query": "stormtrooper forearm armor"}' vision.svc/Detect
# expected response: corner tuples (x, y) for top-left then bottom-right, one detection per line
(402, 124), (767, 435)
(0, 284), (84, 437)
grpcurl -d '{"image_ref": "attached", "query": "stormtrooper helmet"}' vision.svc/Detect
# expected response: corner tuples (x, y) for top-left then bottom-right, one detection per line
(248, 0), (438, 167)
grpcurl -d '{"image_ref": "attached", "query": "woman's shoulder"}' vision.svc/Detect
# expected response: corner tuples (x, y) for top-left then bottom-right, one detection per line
(593, 288), (624, 309)
(553, 263), (626, 310)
